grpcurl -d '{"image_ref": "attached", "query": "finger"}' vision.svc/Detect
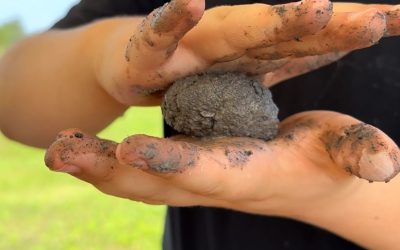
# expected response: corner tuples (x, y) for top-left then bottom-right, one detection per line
(280, 111), (400, 182)
(45, 129), (210, 206)
(125, 0), (205, 69)
(116, 135), (200, 174)
(182, 0), (332, 63)
(262, 51), (348, 87)
(248, 9), (386, 60)
(117, 122), (293, 201)
(334, 3), (400, 36)
(46, 129), (164, 197)
(117, 134), (277, 201)
(318, 113), (400, 183)
(45, 129), (120, 182)
(117, 112), (400, 203)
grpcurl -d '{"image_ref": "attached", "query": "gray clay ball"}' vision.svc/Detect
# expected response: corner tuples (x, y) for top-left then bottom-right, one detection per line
(162, 72), (279, 140)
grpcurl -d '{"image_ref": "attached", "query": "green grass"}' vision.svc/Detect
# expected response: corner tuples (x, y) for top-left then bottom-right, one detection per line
(0, 107), (166, 250)
(0, 21), (23, 55)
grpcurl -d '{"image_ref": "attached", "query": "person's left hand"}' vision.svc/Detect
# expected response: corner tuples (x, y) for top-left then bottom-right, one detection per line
(45, 111), (400, 216)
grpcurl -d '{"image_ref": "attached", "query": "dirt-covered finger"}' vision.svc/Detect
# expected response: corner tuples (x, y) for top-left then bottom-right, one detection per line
(334, 3), (400, 36)
(277, 111), (400, 182)
(316, 112), (400, 182)
(323, 123), (400, 182)
(248, 9), (386, 60)
(125, 0), (204, 69)
(220, 0), (333, 48)
(45, 129), (209, 206)
(116, 134), (224, 196)
(116, 134), (275, 201)
(45, 129), (118, 183)
(262, 52), (348, 87)
(182, 0), (332, 63)
(116, 135), (200, 173)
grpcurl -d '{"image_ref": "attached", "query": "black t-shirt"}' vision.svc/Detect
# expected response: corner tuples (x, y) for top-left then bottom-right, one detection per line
(53, 1), (400, 249)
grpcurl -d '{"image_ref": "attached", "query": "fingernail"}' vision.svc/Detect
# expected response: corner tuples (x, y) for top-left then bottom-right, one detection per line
(358, 150), (396, 182)
(55, 165), (82, 174)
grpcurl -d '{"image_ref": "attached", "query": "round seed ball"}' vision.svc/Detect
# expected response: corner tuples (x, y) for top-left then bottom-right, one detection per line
(162, 72), (279, 140)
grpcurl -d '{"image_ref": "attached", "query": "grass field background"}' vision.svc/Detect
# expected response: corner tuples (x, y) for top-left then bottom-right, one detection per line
(0, 106), (166, 250)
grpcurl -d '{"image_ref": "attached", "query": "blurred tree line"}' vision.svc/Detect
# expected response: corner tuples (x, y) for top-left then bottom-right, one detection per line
(0, 20), (24, 54)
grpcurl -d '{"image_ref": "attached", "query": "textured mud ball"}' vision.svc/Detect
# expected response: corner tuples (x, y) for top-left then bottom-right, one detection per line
(162, 73), (279, 140)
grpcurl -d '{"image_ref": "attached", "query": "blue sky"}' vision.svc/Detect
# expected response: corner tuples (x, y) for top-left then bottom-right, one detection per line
(0, 0), (79, 33)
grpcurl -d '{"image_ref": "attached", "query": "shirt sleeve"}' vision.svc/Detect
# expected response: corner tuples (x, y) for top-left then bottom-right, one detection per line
(52, 0), (168, 29)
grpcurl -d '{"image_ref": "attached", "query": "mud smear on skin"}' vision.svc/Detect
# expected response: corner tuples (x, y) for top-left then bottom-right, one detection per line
(339, 11), (386, 50)
(151, 0), (197, 34)
(273, 5), (288, 18)
(273, 1), (333, 30)
(278, 118), (319, 143)
(126, 0), (197, 62)
(385, 9), (400, 36)
(130, 84), (167, 96)
(158, 134), (267, 171)
(324, 123), (381, 156)
(225, 149), (253, 168)
(128, 70), (170, 99)
(45, 131), (118, 172)
(128, 138), (200, 173)
(196, 136), (266, 168)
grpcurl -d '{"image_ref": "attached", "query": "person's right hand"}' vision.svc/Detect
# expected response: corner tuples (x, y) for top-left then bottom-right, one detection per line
(96, 0), (400, 106)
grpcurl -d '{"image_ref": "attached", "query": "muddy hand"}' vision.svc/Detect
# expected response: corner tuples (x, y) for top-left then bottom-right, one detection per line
(99, 0), (400, 105)
(45, 111), (400, 212)
(261, 3), (400, 86)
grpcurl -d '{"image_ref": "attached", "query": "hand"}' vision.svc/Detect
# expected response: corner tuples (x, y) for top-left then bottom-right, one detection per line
(45, 111), (400, 212)
(99, 0), (400, 105)
(43, 3), (400, 248)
